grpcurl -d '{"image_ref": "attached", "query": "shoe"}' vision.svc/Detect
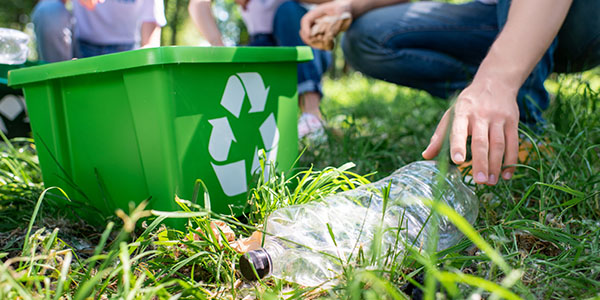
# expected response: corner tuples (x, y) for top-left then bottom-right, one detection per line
(298, 112), (326, 142)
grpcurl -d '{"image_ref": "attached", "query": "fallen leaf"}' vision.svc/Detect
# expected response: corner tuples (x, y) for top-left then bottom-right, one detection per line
(193, 221), (236, 246)
(231, 231), (263, 254)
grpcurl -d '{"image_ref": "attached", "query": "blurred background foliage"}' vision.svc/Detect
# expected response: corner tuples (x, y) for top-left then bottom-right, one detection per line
(0, 0), (37, 31)
(1, 0), (249, 51)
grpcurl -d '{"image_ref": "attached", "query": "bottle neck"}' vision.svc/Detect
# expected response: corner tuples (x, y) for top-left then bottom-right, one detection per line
(262, 236), (285, 263)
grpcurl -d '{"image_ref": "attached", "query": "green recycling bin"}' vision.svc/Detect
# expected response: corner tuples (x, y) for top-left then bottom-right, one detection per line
(8, 46), (312, 223)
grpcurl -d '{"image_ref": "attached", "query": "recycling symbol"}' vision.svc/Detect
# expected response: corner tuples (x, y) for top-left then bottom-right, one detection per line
(208, 72), (279, 196)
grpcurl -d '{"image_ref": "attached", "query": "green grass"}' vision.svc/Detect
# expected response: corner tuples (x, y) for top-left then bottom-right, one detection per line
(0, 69), (599, 299)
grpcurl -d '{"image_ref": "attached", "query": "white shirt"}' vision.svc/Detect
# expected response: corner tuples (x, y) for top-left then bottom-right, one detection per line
(240, 0), (286, 35)
(73, 0), (167, 45)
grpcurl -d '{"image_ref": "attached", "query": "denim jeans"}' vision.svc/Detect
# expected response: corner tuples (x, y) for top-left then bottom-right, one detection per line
(249, 1), (332, 96)
(32, 0), (134, 62)
(78, 39), (134, 58)
(342, 0), (600, 126)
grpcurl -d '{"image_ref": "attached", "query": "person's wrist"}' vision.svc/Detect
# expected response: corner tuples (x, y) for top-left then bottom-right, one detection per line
(474, 47), (528, 94)
(333, 0), (355, 17)
(470, 72), (520, 100)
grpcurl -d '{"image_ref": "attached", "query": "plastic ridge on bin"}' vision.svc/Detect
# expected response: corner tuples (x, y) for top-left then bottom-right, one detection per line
(8, 46), (313, 87)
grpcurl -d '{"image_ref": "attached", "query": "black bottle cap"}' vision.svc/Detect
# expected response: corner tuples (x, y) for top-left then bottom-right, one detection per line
(239, 248), (272, 281)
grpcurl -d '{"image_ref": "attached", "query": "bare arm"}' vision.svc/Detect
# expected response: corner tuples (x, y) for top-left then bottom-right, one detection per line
(423, 0), (573, 185)
(188, 0), (225, 46)
(476, 1), (572, 90)
(140, 22), (162, 48)
(347, 0), (408, 18)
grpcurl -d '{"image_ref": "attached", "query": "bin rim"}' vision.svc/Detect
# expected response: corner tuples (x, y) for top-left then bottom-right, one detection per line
(8, 46), (314, 87)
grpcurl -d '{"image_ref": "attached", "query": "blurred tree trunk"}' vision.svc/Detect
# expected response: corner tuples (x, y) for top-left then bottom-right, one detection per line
(329, 41), (338, 78)
(161, 0), (190, 46)
(170, 0), (181, 45)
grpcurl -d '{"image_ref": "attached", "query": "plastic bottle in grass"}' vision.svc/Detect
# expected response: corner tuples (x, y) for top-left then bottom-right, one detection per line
(239, 160), (478, 287)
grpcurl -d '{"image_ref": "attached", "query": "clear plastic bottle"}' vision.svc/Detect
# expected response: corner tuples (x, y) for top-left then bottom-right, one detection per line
(239, 161), (478, 287)
(0, 28), (30, 65)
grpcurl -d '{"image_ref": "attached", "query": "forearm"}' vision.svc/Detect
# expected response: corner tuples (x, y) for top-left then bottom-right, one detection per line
(300, 0), (407, 16)
(474, 0), (572, 91)
(188, 0), (224, 46)
(298, 0), (334, 4)
(140, 22), (161, 47)
(348, 0), (407, 18)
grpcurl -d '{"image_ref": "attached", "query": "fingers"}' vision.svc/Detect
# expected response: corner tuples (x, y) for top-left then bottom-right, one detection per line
(300, 10), (322, 44)
(471, 120), (489, 184)
(487, 122), (505, 185)
(300, 3), (352, 50)
(502, 122), (519, 180)
(425, 103), (517, 186)
(422, 110), (451, 160)
(450, 113), (468, 164)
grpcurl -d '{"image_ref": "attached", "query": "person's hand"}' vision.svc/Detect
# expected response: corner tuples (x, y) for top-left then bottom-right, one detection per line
(300, 0), (353, 50)
(422, 79), (520, 185)
(79, 0), (105, 10)
(235, 0), (250, 11)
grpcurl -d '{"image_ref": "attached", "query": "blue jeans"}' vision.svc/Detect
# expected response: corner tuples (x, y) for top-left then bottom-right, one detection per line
(32, 0), (134, 62)
(249, 1), (332, 96)
(342, 0), (600, 126)
(78, 39), (134, 58)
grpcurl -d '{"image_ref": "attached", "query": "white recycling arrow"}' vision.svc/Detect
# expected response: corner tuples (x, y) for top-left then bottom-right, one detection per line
(0, 95), (24, 121)
(212, 160), (247, 196)
(208, 117), (236, 162)
(209, 72), (281, 197)
(237, 72), (270, 113)
(259, 113), (279, 151)
(220, 75), (245, 118)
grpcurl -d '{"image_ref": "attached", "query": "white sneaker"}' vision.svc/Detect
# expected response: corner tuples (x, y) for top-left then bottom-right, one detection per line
(298, 113), (325, 141)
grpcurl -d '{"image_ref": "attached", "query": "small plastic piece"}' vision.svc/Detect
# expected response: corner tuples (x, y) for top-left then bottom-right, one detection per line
(0, 28), (29, 65)
(240, 161), (478, 287)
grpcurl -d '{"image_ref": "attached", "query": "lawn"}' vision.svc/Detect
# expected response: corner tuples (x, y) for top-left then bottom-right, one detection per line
(0, 69), (599, 299)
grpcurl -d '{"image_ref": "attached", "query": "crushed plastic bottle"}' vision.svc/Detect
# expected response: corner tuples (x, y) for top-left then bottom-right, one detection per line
(239, 160), (478, 287)
(0, 28), (30, 65)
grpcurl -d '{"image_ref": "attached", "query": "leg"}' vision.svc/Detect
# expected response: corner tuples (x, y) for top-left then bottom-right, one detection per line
(554, 0), (600, 73)
(32, 0), (74, 62)
(77, 39), (135, 58)
(342, 1), (498, 99)
(248, 34), (277, 47)
(272, 1), (332, 118)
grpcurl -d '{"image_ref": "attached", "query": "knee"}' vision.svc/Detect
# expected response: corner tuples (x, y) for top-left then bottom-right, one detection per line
(32, 1), (70, 37)
(342, 17), (382, 73)
(273, 1), (304, 43)
(274, 1), (305, 20)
